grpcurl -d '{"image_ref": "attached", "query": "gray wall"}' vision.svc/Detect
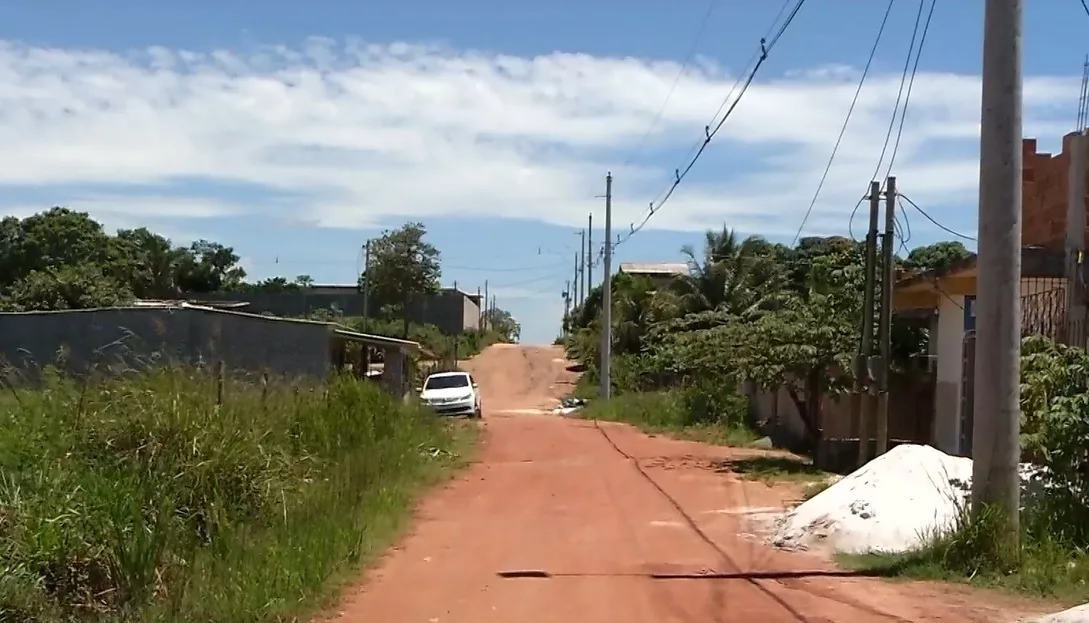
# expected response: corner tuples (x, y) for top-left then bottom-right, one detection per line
(187, 288), (480, 335)
(0, 307), (333, 381)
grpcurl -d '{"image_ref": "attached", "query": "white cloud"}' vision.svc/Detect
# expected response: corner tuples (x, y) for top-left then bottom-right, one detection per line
(0, 38), (1079, 239)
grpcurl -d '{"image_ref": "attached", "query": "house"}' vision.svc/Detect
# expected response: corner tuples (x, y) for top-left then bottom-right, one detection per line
(893, 247), (1067, 458)
(618, 262), (690, 290)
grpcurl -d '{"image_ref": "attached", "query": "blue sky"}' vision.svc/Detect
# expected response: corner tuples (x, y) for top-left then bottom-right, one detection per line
(0, 0), (1087, 343)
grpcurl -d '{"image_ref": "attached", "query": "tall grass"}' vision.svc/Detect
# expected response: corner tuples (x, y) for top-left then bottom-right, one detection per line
(0, 367), (469, 622)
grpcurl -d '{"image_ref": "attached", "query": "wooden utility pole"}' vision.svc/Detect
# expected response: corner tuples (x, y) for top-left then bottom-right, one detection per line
(856, 181), (882, 468)
(600, 173), (613, 400)
(875, 175), (897, 457)
(972, 0), (1022, 542)
(1066, 130), (1087, 346)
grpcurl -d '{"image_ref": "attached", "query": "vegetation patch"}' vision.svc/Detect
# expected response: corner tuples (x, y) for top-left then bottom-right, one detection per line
(839, 336), (1089, 604)
(577, 387), (761, 448)
(0, 368), (475, 623)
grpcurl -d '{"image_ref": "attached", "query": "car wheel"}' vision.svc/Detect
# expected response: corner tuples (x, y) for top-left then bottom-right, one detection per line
(473, 403), (483, 419)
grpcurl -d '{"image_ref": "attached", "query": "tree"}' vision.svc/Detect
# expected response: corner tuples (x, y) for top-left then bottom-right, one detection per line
(294, 274), (314, 288)
(485, 307), (521, 343)
(674, 227), (788, 319)
(1, 265), (133, 311)
(113, 227), (185, 298)
(174, 240), (246, 293)
(903, 241), (973, 273)
(361, 222), (442, 337)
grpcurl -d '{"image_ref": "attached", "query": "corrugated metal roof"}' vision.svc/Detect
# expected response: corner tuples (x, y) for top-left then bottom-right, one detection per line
(618, 262), (690, 276)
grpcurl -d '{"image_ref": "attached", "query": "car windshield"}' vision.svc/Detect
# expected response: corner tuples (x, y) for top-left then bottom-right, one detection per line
(424, 374), (470, 390)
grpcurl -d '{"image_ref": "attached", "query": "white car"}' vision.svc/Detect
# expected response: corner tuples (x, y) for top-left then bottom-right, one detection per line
(418, 371), (482, 418)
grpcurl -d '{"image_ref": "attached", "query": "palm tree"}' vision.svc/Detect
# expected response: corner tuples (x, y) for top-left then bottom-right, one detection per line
(673, 226), (787, 319)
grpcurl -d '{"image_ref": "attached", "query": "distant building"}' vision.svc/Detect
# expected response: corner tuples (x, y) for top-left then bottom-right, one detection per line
(618, 262), (690, 290)
(1023, 132), (1089, 250)
(186, 286), (482, 335)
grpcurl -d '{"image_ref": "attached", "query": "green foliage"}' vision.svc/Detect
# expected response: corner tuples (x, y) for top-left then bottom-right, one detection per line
(564, 224), (960, 446)
(0, 208), (248, 310)
(0, 368), (465, 622)
(484, 306), (520, 343)
(902, 241), (972, 274)
(360, 222), (442, 322)
(579, 386), (756, 445)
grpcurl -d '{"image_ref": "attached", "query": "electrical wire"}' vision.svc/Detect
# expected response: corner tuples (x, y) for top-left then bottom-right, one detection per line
(596, 0), (807, 259)
(791, 0), (895, 247)
(616, 0), (721, 172)
(1080, 0), (1089, 19)
(898, 192), (976, 242)
(846, 0), (936, 243)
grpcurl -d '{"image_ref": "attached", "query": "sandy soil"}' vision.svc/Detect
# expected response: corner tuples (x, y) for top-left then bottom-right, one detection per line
(326, 344), (1051, 623)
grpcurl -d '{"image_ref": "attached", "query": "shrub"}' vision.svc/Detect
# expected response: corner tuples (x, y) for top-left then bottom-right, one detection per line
(0, 367), (463, 622)
(580, 385), (752, 436)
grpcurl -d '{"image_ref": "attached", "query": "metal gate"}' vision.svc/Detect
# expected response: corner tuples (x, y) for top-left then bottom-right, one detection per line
(959, 330), (975, 457)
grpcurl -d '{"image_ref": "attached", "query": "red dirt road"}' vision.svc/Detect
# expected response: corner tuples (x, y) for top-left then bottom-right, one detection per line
(328, 345), (1047, 623)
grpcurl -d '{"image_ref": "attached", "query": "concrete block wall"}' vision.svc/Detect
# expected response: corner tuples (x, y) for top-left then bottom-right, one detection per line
(0, 307), (333, 382)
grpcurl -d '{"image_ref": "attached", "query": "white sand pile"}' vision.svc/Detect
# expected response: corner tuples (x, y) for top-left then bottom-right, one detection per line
(1033, 604), (1089, 623)
(771, 444), (1040, 555)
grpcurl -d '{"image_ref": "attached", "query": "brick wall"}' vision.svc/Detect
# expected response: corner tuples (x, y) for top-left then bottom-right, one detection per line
(1023, 132), (1089, 250)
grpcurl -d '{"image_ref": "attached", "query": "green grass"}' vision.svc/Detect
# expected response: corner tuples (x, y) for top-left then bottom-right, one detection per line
(837, 503), (1089, 604)
(0, 367), (476, 623)
(577, 390), (762, 448)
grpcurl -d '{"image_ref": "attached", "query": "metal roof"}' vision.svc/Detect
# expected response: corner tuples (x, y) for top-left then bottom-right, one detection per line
(618, 262), (690, 276)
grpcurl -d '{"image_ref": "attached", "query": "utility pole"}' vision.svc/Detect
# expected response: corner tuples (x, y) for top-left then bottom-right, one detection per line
(875, 176), (896, 457)
(855, 181), (881, 468)
(586, 213), (594, 294)
(972, 0), (1022, 543)
(483, 280), (489, 331)
(600, 173), (613, 400)
(578, 229), (587, 304)
(563, 280), (571, 335)
(1066, 130), (1087, 346)
(361, 239), (372, 373)
(573, 253), (581, 307)
(477, 285), (483, 330)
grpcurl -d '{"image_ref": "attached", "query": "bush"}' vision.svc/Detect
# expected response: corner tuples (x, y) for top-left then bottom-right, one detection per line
(0, 367), (465, 622)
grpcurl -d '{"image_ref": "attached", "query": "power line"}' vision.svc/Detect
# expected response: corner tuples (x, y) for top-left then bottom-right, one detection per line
(616, 0), (721, 172)
(898, 192), (977, 241)
(848, 0), (937, 242)
(600, 0), (807, 256)
(791, 0), (896, 247)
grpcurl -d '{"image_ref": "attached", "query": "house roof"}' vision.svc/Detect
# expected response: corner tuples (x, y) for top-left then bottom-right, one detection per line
(894, 246), (1065, 290)
(618, 262), (690, 276)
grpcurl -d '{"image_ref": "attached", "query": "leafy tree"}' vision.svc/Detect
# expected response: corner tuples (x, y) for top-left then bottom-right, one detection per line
(174, 240), (246, 293)
(674, 227), (788, 318)
(361, 222), (442, 337)
(485, 307), (521, 343)
(903, 241), (973, 273)
(113, 227), (184, 298)
(1, 265), (133, 311)
(294, 274), (314, 288)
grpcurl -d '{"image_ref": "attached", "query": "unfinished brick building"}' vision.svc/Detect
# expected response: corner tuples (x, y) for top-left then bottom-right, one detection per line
(1023, 132), (1089, 249)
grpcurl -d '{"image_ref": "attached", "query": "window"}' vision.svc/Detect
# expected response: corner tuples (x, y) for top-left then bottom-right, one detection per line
(424, 374), (470, 390)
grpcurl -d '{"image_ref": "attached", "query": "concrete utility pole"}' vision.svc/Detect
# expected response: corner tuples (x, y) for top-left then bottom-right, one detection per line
(361, 239), (372, 373)
(563, 280), (571, 335)
(875, 176), (896, 457)
(573, 253), (581, 307)
(1066, 130), (1087, 346)
(586, 213), (594, 294)
(855, 181), (882, 468)
(483, 280), (489, 330)
(600, 173), (613, 400)
(578, 229), (587, 304)
(477, 286), (483, 330)
(972, 0), (1022, 541)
